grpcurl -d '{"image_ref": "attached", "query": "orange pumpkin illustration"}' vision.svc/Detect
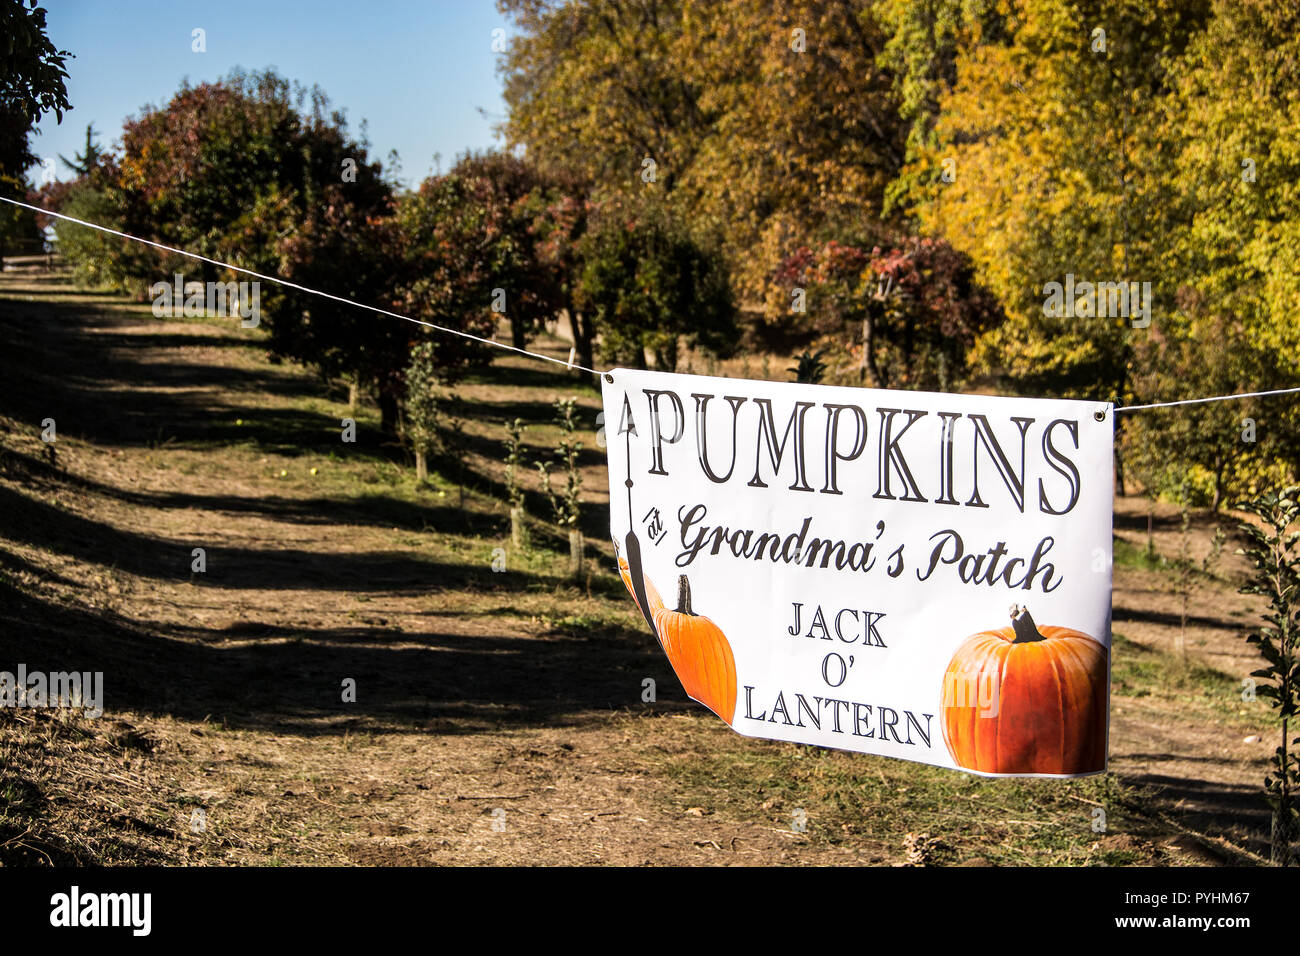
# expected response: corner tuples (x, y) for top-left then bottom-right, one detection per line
(652, 575), (737, 724)
(941, 604), (1108, 775)
(617, 554), (664, 618)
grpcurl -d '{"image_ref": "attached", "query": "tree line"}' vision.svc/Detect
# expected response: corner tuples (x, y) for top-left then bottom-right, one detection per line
(10, 0), (1300, 509)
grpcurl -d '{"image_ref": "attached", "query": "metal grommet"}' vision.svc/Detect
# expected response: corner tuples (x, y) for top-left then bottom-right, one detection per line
(604, 373), (614, 383)
(1094, 408), (1107, 422)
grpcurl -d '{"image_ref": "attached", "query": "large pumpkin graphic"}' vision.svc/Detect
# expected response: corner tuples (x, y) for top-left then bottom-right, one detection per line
(652, 575), (737, 724)
(941, 605), (1108, 775)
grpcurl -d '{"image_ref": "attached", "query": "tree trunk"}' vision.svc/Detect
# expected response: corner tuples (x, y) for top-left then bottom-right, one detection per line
(415, 449), (427, 483)
(568, 529), (584, 578)
(862, 315), (882, 388)
(1175, 603), (1187, 661)
(348, 381), (359, 411)
(1272, 715), (1295, 865)
(656, 344), (673, 372)
(570, 307), (596, 381)
(511, 506), (529, 549)
(860, 318), (868, 382)
(378, 390), (400, 437)
(511, 316), (527, 350)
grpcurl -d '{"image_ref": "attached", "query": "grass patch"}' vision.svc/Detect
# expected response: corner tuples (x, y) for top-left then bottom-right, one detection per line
(1114, 536), (1166, 571)
(1110, 632), (1252, 726)
(639, 719), (1165, 865)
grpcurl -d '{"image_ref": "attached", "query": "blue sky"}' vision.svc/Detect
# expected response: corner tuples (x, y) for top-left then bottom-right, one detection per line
(31, 0), (512, 188)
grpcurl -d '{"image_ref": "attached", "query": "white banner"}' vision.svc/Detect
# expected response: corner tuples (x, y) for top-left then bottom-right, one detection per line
(603, 369), (1113, 778)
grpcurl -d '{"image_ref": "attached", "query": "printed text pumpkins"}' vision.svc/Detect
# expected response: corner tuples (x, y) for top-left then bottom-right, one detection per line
(941, 605), (1108, 775)
(653, 575), (737, 724)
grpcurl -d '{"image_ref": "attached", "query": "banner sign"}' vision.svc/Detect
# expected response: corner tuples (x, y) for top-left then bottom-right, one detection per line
(602, 369), (1113, 777)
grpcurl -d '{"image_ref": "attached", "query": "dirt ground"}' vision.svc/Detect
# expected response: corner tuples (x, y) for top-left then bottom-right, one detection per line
(0, 265), (1279, 865)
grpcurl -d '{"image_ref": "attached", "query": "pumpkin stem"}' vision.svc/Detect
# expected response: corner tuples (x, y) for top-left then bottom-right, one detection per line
(676, 575), (696, 616)
(1009, 604), (1047, 643)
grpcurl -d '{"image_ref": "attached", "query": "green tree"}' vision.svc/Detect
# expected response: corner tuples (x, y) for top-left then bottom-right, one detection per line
(536, 397), (585, 576)
(1236, 487), (1300, 865)
(58, 122), (103, 176)
(1120, 0), (1300, 496)
(1125, 309), (1298, 510)
(404, 338), (442, 483)
(875, 0), (1006, 216)
(534, 177), (597, 377)
(0, 0), (72, 263)
(52, 178), (150, 288)
(504, 418), (530, 548)
(575, 197), (735, 370)
(0, 0), (71, 126)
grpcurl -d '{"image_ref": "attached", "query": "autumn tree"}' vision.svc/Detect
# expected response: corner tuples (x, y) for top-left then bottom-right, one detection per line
(52, 70), (409, 427)
(498, 0), (711, 195)
(275, 182), (408, 433)
(498, 0), (908, 303)
(392, 163), (523, 375)
(533, 176), (597, 376)
(429, 151), (560, 351)
(912, 0), (1210, 402)
(767, 234), (1003, 389)
(1161, 0), (1300, 376)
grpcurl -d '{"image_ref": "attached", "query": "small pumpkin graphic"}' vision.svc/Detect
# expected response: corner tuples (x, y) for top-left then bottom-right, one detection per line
(652, 575), (737, 725)
(617, 553), (663, 618)
(941, 604), (1108, 775)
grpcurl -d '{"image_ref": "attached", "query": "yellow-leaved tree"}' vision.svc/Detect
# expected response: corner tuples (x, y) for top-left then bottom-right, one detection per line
(910, 0), (1209, 402)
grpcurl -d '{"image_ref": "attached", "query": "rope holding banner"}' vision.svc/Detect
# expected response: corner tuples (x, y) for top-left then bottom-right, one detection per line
(0, 196), (606, 376)
(1113, 386), (1300, 412)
